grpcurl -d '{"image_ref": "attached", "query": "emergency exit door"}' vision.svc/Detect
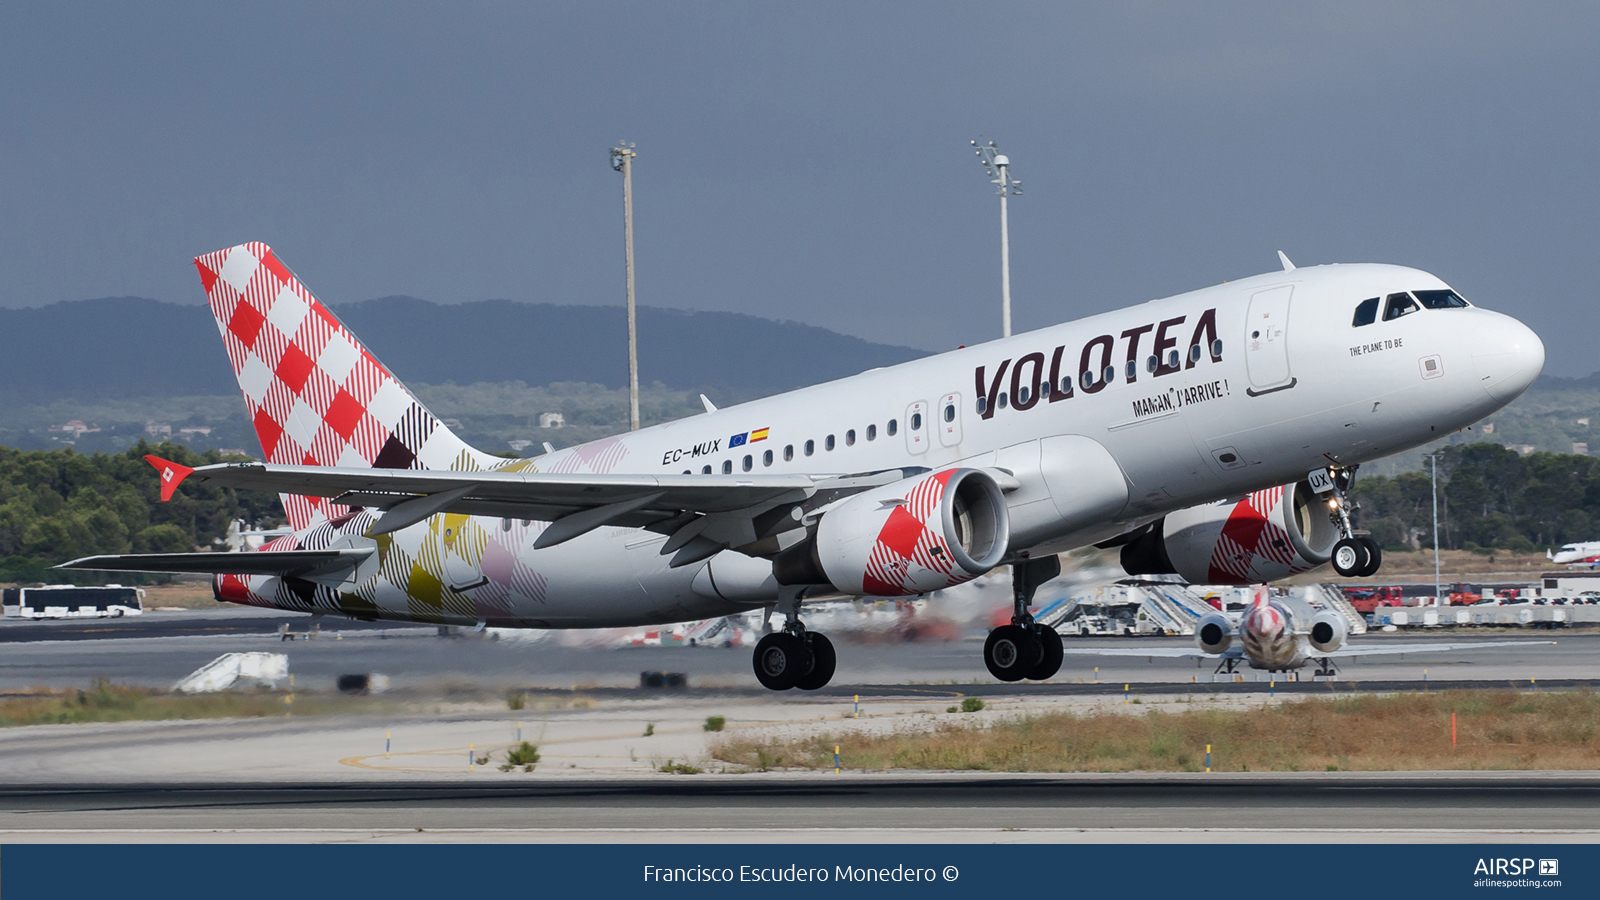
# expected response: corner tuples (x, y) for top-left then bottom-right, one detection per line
(1244, 285), (1294, 394)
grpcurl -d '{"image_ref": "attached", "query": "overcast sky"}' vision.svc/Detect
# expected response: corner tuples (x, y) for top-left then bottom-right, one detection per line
(3, 3), (1597, 374)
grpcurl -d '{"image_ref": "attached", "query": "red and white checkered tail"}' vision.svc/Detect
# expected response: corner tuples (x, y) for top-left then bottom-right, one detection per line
(193, 242), (498, 529)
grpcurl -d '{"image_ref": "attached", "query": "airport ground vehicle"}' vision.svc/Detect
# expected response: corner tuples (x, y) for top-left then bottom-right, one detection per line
(2, 585), (143, 619)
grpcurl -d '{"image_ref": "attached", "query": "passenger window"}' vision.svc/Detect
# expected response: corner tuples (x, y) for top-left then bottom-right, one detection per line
(998, 392), (1008, 409)
(1352, 297), (1379, 327)
(702, 465), (712, 475)
(1383, 293), (1419, 321)
(887, 419), (898, 436)
(804, 439), (815, 456)
(742, 454), (752, 472)
(1414, 289), (1469, 309)
(845, 429), (856, 446)
(944, 404), (955, 422)
(976, 397), (988, 414)
(1017, 387), (1030, 405)
(911, 412), (923, 431)
(763, 450), (773, 466)
(784, 444), (794, 461)
(1060, 376), (1073, 396)
(1102, 365), (1116, 384)
(867, 424), (877, 441)
(825, 434), (835, 451)
(1124, 360), (1137, 380)
(1080, 370), (1094, 391)
(722, 460), (732, 474)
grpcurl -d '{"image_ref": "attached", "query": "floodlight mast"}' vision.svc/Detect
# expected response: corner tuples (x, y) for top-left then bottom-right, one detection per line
(610, 141), (640, 432)
(972, 138), (1022, 338)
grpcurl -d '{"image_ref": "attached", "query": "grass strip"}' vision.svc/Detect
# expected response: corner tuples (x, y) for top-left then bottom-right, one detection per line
(0, 679), (400, 726)
(711, 690), (1600, 773)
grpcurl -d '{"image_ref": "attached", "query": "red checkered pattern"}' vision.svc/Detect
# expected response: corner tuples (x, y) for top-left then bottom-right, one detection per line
(861, 470), (973, 596)
(194, 243), (497, 529)
(1205, 486), (1311, 583)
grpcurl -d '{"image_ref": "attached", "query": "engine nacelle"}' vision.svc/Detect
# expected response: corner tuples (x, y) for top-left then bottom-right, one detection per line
(774, 468), (1009, 596)
(1309, 610), (1348, 653)
(1195, 612), (1233, 654)
(1120, 480), (1341, 585)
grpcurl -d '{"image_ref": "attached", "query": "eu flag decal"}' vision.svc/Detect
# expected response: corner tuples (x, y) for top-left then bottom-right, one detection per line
(729, 432), (748, 448)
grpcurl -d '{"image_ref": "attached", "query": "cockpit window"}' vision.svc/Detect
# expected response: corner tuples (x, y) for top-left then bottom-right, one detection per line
(1414, 288), (1470, 309)
(1382, 292), (1419, 321)
(1352, 297), (1379, 327)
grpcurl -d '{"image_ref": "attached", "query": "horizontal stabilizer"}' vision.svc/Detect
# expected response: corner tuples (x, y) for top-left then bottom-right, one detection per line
(56, 549), (374, 581)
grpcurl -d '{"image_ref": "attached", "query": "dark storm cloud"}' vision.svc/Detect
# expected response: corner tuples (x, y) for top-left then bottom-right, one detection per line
(0, 2), (1595, 371)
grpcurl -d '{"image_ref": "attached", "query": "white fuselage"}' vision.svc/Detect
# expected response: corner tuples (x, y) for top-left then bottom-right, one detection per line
(244, 263), (1543, 628)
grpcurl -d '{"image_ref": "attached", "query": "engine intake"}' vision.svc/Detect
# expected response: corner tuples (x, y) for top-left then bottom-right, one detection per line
(1309, 610), (1348, 653)
(774, 468), (1008, 596)
(1195, 612), (1233, 654)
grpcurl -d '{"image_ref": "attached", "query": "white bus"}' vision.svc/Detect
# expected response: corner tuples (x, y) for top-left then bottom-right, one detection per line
(2, 584), (144, 619)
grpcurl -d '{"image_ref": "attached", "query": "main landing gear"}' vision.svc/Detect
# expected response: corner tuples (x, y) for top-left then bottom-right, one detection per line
(983, 556), (1065, 682)
(752, 587), (837, 691)
(1325, 465), (1382, 578)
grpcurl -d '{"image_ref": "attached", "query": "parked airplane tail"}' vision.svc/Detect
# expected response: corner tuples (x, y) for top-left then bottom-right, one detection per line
(193, 242), (498, 529)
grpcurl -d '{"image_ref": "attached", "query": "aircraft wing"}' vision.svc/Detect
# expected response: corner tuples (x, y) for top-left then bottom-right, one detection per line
(1058, 644), (1219, 659)
(57, 549), (372, 586)
(130, 455), (917, 568)
(1314, 640), (1557, 658)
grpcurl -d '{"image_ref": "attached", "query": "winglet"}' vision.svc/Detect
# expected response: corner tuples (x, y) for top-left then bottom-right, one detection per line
(1277, 250), (1296, 271)
(145, 455), (195, 502)
(700, 394), (718, 414)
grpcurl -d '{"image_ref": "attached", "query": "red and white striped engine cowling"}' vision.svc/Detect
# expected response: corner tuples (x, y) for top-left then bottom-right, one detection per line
(1162, 481), (1341, 585)
(813, 468), (1009, 596)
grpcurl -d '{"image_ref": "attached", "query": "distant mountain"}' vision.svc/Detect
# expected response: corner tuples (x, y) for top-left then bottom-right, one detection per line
(0, 296), (926, 402)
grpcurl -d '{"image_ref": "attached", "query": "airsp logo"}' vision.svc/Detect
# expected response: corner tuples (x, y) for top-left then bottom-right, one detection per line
(1473, 858), (1550, 876)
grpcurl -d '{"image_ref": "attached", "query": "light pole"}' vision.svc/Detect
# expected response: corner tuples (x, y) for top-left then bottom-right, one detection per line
(972, 138), (1022, 338)
(1429, 452), (1442, 605)
(610, 141), (641, 432)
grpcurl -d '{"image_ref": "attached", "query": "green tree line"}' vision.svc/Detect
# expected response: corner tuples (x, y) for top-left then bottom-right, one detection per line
(0, 441), (282, 584)
(1354, 443), (1599, 553)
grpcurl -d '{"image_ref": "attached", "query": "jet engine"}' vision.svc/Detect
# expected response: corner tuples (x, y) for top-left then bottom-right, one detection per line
(774, 468), (1009, 596)
(1195, 612), (1233, 654)
(1118, 480), (1341, 585)
(1309, 610), (1348, 653)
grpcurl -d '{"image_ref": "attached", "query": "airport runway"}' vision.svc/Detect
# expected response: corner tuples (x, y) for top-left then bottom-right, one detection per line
(0, 608), (1592, 692)
(2, 775), (1598, 843)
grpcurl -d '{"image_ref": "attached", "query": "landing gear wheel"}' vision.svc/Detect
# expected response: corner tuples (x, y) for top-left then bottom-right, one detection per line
(794, 633), (837, 691)
(1026, 623), (1063, 681)
(752, 632), (810, 691)
(1331, 538), (1370, 577)
(1356, 536), (1383, 577)
(984, 624), (1041, 682)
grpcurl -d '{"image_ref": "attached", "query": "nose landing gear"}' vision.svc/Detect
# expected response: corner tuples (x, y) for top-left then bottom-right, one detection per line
(1325, 465), (1382, 577)
(752, 586), (837, 691)
(983, 556), (1065, 682)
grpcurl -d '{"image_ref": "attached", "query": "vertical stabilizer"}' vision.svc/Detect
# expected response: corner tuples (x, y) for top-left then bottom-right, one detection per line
(194, 242), (497, 529)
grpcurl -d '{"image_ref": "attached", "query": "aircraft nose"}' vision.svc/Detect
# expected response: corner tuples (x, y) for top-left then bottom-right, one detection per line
(1472, 313), (1545, 404)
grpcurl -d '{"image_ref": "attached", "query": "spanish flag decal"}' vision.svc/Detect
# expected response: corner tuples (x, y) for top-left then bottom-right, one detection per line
(750, 427), (770, 442)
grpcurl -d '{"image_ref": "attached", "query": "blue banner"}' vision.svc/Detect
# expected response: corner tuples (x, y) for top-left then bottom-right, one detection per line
(3, 844), (1593, 899)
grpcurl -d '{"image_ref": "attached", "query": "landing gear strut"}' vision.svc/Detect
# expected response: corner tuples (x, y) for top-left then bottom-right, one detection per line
(752, 586), (836, 691)
(1325, 465), (1382, 577)
(983, 556), (1064, 682)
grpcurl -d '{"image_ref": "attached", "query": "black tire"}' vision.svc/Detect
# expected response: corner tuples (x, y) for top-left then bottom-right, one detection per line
(1331, 538), (1369, 577)
(1356, 536), (1383, 577)
(984, 624), (1041, 682)
(752, 632), (808, 691)
(795, 633), (837, 691)
(1026, 623), (1063, 680)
